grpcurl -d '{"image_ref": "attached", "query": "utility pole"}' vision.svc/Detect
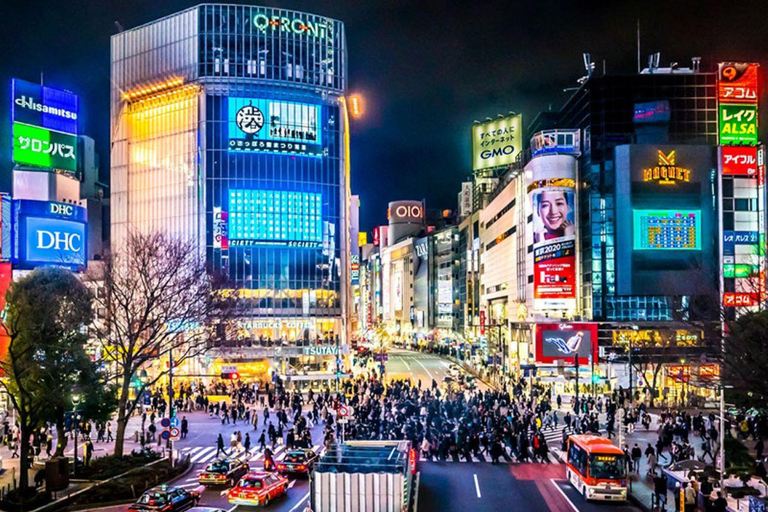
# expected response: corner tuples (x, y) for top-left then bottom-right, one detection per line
(574, 355), (579, 411)
(168, 347), (174, 466)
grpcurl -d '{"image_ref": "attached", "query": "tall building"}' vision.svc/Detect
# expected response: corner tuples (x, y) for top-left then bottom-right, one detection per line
(110, 5), (351, 385)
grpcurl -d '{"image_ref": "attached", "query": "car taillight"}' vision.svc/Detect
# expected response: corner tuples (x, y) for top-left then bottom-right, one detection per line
(216, 474), (226, 479)
(277, 464), (286, 470)
(297, 465), (306, 470)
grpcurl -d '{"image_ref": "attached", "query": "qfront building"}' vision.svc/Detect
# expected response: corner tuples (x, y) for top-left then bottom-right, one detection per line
(110, 5), (351, 386)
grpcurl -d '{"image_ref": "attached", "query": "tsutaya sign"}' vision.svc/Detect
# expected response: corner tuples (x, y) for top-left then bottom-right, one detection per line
(253, 13), (331, 40)
(303, 346), (338, 356)
(642, 150), (692, 184)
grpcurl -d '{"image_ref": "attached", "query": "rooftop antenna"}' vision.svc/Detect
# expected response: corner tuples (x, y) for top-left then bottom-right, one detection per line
(115, 21), (125, 33)
(692, 57), (701, 73)
(582, 53), (595, 78)
(636, 19), (641, 73)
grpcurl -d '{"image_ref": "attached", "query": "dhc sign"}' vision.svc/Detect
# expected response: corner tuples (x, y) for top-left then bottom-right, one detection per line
(14, 200), (87, 270)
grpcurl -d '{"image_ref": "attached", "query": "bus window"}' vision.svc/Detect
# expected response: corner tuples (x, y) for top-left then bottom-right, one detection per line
(589, 454), (627, 480)
(568, 443), (587, 475)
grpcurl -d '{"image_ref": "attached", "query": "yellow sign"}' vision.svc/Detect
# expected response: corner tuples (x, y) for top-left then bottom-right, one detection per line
(472, 114), (522, 171)
(358, 232), (368, 247)
(643, 150), (692, 184)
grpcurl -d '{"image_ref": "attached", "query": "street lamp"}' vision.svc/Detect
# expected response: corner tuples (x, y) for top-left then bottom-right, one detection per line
(138, 369), (149, 445)
(72, 394), (82, 477)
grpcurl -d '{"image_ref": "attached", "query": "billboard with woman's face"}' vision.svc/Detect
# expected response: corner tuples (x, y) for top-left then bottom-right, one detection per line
(526, 155), (579, 308)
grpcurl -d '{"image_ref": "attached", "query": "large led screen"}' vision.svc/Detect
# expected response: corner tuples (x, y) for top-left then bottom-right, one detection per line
(633, 210), (701, 250)
(227, 190), (322, 248)
(535, 323), (597, 365)
(228, 98), (322, 157)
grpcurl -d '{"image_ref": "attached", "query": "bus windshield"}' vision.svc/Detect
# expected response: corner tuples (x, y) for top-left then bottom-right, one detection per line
(589, 454), (626, 480)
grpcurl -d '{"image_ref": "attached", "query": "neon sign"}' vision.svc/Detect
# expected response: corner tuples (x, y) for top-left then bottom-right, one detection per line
(642, 150), (691, 184)
(253, 13), (331, 40)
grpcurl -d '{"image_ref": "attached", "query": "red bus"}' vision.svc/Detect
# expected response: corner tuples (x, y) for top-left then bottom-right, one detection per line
(566, 434), (627, 502)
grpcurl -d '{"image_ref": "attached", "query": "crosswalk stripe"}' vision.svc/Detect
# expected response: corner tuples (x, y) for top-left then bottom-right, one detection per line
(190, 447), (216, 463)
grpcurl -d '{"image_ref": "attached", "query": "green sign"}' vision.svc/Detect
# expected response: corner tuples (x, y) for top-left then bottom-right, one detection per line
(719, 104), (758, 145)
(723, 264), (757, 278)
(13, 122), (77, 173)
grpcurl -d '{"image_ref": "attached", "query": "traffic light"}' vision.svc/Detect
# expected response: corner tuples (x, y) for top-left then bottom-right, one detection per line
(221, 371), (240, 380)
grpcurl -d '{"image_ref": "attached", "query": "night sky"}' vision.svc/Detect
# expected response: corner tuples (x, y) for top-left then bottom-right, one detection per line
(1, 0), (766, 232)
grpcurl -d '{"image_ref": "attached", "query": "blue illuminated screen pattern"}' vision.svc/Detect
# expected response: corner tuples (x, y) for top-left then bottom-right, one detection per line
(633, 209), (701, 250)
(228, 190), (322, 247)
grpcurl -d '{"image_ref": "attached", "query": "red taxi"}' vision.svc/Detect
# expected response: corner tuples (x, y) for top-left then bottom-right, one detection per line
(227, 471), (289, 507)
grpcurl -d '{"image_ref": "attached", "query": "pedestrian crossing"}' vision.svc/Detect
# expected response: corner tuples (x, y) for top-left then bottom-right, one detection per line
(181, 444), (324, 465)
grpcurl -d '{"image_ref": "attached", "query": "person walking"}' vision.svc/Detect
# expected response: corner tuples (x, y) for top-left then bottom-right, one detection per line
(216, 433), (227, 457)
(181, 416), (188, 439)
(244, 433), (252, 456)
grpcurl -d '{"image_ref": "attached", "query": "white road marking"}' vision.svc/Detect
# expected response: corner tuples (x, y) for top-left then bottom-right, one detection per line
(287, 493), (310, 512)
(177, 483), (199, 488)
(185, 476), (199, 482)
(190, 446), (216, 463)
(550, 479), (580, 512)
(288, 480), (297, 489)
(414, 358), (433, 381)
(226, 505), (238, 512)
(220, 490), (229, 496)
(473, 474), (482, 498)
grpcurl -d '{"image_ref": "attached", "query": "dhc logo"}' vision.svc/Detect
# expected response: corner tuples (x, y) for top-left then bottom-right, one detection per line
(50, 203), (74, 216)
(37, 231), (82, 252)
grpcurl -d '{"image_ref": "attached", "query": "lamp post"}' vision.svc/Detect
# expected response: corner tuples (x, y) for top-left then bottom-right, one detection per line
(139, 369), (149, 445)
(71, 394), (81, 477)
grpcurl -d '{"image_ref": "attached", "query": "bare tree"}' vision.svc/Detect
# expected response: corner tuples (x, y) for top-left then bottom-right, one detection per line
(88, 232), (238, 457)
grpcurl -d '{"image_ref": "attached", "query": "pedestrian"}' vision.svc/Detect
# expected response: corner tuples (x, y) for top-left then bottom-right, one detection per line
(632, 443), (642, 473)
(244, 433), (252, 456)
(106, 421), (113, 442)
(216, 433), (227, 457)
(258, 430), (267, 452)
(653, 471), (667, 510)
(711, 491), (727, 512)
(181, 416), (188, 439)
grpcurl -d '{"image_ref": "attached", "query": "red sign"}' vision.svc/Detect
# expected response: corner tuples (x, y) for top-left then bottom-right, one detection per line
(721, 146), (759, 176)
(479, 310), (486, 335)
(0, 262), (11, 370)
(718, 63), (759, 104)
(723, 292), (755, 307)
(372, 226), (380, 246)
(409, 448), (418, 475)
(535, 323), (598, 365)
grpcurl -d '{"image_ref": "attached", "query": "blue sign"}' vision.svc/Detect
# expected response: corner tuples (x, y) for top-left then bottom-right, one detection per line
(227, 97), (322, 157)
(12, 79), (78, 135)
(227, 189), (322, 247)
(14, 200), (87, 270)
(723, 230), (759, 245)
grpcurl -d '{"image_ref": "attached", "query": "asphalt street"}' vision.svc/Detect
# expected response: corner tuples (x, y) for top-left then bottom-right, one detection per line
(83, 349), (640, 512)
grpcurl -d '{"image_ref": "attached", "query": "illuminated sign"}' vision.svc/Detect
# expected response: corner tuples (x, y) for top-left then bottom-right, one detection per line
(633, 101), (671, 124)
(213, 207), (229, 250)
(530, 129), (581, 156)
(723, 230), (759, 245)
(721, 146), (759, 176)
(719, 104), (758, 145)
(642, 150), (691, 184)
(253, 13), (332, 40)
(358, 232), (368, 247)
(472, 114), (522, 171)
(723, 264), (757, 278)
(12, 122), (78, 173)
(612, 329), (702, 348)
(718, 63), (759, 105)
(12, 79), (78, 135)
(228, 98), (322, 157)
(303, 346), (338, 356)
(14, 200), (87, 270)
(535, 323), (597, 365)
(388, 201), (424, 223)
(0, 194), (11, 262)
(350, 254), (359, 285)
(633, 210), (700, 250)
(723, 292), (755, 307)
(227, 189), (322, 247)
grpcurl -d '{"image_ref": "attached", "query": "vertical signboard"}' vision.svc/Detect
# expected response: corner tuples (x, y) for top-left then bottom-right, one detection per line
(213, 207), (229, 249)
(11, 79), (79, 175)
(718, 63), (759, 146)
(526, 155), (578, 311)
(459, 182), (473, 217)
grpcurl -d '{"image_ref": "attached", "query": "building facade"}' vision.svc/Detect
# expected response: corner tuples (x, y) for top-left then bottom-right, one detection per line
(111, 5), (351, 385)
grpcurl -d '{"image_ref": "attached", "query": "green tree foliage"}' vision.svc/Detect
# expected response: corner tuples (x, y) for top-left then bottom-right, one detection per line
(0, 267), (115, 489)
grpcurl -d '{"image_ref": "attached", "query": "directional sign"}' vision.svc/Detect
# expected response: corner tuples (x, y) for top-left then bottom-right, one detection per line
(170, 417), (180, 428)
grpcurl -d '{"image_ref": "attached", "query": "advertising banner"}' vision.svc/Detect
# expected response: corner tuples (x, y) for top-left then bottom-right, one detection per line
(719, 104), (758, 145)
(717, 63), (759, 105)
(535, 323), (597, 365)
(721, 146), (759, 176)
(12, 79), (78, 135)
(227, 189), (322, 247)
(528, 159), (577, 305)
(633, 210), (701, 250)
(213, 207), (229, 249)
(12, 122), (78, 173)
(228, 98), (322, 156)
(14, 200), (87, 270)
(472, 114), (522, 171)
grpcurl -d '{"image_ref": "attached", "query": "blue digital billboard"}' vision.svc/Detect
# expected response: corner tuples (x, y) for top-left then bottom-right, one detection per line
(227, 190), (322, 247)
(633, 209), (701, 250)
(12, 79), (79, 135)
(227, 98), (322, 157)
(14, 200), (87, 270)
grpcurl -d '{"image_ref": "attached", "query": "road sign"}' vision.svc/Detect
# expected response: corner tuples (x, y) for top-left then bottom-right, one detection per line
(160, 418), (171, 428)
(338, 405), (349, 418)
(161, 430), (171, 440)
(170, 427), (180, 440)
(170, 417), (179, 428)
